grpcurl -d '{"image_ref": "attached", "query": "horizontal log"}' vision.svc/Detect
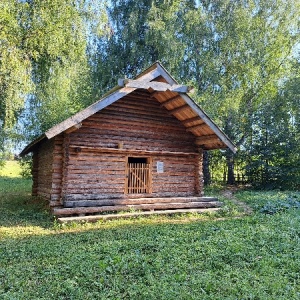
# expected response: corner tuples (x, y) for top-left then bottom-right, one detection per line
(195, 134), (220, 145)
(49, 200), (62, 207)
(68, 140), (195, 154)
(65, 187), (124, 193)
(64, 196), (218, 207)
(57, 208), (221, 223)
(103, 101), (180, 119)
(64, 191), (196, 201)
(68, 145), (197, 157)
(80, 119), (189, 136)
(54, 201), (222, 216)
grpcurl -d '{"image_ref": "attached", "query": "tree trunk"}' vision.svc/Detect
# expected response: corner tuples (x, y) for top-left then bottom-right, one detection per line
(203, 150), (211, 185)
(226, 150), (235, 185)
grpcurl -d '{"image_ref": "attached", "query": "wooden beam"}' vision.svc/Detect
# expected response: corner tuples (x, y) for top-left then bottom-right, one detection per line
(57, 208), (222, 223)
(160, 95), (182, 108)
(168, 104), (190, 115)
(53, 201), (223, 216)
(181, 116), (201, 126)
(150, 91), (160, 98)
(186, 123), (206, 132)
(64, 123), (82, 134)
(64, 197), (219, 208)
(195, 135), (220, 145)
(69, 145), (198, 157)
(118, 79), (192, 93)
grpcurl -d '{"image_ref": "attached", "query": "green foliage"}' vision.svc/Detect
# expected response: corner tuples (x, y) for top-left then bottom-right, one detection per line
(240, 65), (300, 189)
(260, 197), (300, 215)
(18, 155), (32, 179)
(0, 0), (108, 143)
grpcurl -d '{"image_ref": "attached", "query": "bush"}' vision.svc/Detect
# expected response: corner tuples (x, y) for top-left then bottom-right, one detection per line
(18, 155), (32, 179)
(260, 196), (300, 214)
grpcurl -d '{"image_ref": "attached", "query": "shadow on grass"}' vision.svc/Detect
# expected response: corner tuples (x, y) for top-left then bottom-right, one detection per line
(0, 176), (53, 228)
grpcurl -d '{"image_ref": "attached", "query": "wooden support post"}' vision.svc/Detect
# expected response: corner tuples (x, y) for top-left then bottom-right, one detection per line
(195, 147), (204, 196)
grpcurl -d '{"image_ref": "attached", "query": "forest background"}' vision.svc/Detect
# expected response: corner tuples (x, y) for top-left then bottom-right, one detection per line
(1, 0), (300, 189)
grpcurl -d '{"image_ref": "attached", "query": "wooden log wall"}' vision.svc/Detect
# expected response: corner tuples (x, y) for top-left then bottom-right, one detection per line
(151, 155), (196, 196)
(64, 150), (127, 201)
(195, 148), (204, 196)
(31, 151), (39, 196)
(61, 89), (200, 203)
(49, 135), (64, 207)
(69, 90), (197, 153)
(32, 139), (54, 200)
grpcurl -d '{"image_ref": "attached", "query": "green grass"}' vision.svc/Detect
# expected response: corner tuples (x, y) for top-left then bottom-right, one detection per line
(0, 163), (299, 299)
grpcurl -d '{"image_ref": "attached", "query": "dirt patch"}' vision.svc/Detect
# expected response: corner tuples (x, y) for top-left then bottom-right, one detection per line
(221, 186), (253, 215)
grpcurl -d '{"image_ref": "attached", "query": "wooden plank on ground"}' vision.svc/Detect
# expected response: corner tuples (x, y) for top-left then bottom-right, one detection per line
(57, 207), (221, 223)
(53, 201), (223, 216)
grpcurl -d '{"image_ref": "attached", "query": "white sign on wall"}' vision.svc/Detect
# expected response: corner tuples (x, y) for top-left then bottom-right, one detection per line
(157, 161), (164, 173)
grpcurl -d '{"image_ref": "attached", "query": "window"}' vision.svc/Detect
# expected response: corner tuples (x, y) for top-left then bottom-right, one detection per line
(126, 157), (151, 194)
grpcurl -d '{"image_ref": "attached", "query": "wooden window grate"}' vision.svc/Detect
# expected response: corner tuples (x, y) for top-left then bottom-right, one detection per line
(126, 162), (151, 194)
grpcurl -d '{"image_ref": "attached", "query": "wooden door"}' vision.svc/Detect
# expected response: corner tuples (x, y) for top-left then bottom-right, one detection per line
(126, 158), (151, 194)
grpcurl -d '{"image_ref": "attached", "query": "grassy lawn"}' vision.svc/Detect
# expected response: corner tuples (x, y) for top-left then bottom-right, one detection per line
(0, 162), (299, 299)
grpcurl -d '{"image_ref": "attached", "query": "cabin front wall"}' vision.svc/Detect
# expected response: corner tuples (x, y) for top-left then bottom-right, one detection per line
(58, 90), (203, 205)
(63, 150), (199, 203)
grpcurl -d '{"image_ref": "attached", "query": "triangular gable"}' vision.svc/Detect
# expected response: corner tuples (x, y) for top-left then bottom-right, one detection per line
(20, 62), (236, 155)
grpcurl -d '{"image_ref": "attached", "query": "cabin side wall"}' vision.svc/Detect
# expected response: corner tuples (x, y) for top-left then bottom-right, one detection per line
(49, 135), (64, 207)
(31, 139), (54, 200)
(63, 91), (202, 203)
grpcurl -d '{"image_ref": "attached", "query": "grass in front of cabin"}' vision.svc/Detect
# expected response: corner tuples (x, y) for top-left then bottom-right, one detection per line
(0, 162), (299, 299)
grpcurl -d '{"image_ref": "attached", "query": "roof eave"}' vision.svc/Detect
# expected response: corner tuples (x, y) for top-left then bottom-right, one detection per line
(19, 134), (47, 156)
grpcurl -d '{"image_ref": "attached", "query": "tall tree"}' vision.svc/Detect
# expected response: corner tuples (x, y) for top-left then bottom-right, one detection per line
(0, 0), (107, 146)
(93, 0), (299, 185)
(243, 61), (300, 189)
(181, 0), (300, 183)
(90, 0), (195, 96)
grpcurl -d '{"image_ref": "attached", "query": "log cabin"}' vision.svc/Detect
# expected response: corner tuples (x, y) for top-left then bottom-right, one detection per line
(20, 62), (236, 222)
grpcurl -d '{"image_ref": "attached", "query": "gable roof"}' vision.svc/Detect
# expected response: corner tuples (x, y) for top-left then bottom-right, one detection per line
(20, 62), (236, 155)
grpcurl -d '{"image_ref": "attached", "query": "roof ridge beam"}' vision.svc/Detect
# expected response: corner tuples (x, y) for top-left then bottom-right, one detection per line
(118, 79), (192, 93)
